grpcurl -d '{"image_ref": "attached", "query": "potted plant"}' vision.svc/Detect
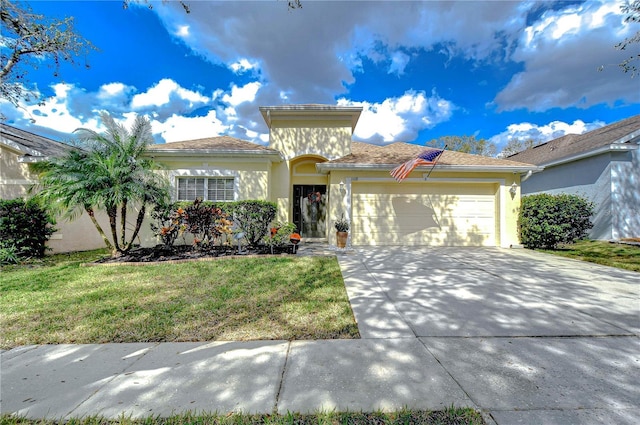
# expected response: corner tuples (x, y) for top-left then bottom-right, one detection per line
(334, 216), (349, 248)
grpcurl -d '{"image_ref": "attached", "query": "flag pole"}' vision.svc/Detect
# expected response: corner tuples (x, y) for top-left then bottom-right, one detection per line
(423, 144), (447, 229)
(424, 144), (447, 182)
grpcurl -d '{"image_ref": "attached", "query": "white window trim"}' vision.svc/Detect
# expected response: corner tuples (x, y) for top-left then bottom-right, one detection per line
(170, 169), (239, 202)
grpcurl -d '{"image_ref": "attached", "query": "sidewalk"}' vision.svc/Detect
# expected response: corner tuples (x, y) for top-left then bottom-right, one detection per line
(1, 339), (476, 419)
(2, 246), (638, 424)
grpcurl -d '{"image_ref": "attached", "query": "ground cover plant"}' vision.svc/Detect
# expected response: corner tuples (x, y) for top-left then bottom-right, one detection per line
(539, 239), (640, 272)
(0, 406), (486, 424)
(0, 250), (359, 349)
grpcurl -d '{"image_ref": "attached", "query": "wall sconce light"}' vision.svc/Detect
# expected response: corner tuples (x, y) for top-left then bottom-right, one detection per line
(339, 180), (346, 196)
(509, 182), (518, 196)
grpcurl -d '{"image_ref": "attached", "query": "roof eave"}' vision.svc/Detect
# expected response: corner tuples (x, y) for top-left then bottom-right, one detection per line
(540, 143), (638, 168)
(0, 138), (44, 157)
(259, 105), (363, 132)
(316, 163), (542, 174)
(18, 155), (50, 163)
(145, 149), (284, 161)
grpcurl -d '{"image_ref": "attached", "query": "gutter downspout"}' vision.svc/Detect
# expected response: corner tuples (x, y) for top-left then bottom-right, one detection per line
(521, 170), (533, 182)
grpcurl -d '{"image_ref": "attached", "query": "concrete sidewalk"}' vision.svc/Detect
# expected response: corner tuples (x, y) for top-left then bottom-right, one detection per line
(2, 247), (639, 424)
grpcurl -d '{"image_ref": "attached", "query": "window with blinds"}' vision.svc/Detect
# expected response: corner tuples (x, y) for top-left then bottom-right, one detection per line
(176, 177), (234, 201)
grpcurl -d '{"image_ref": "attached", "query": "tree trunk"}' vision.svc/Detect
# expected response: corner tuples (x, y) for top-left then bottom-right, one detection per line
(107, 205), (121, 255)
(120, 200), (128, 248)
(124, 204), (146, 252)
(85, 207), (115, 254)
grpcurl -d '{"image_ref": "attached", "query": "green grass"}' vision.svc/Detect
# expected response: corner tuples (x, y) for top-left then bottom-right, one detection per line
(0, 250), (359, 349)
(0, 407), (486, 424)
(539, 239), (640, 272)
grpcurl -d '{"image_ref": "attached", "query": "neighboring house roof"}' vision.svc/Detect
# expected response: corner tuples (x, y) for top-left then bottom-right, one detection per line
(0, 123), (74, 161)
(507, 114), (640, 166)
(146, 136), (283, 160)
(317, 142), (540, 173)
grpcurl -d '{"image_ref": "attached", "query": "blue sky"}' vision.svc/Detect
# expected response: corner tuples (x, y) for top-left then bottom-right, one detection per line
(2, 0), (639, 154)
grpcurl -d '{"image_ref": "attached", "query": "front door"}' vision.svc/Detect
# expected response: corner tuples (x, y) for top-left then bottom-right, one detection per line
(293, 185), (327, 238)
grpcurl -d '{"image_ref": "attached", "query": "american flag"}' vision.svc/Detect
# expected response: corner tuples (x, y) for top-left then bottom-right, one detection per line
(390, 148), (444, 182)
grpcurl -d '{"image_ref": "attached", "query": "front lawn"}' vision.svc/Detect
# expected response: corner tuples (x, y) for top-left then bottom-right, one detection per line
(0, 407), (486, 425)
(539, 240), (640, 272)
(0, 250), (359, 349)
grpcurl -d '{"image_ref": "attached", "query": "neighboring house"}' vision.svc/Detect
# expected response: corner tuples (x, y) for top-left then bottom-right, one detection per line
(148, 104), (540, 247)
(507, 115), (640, 240)
(0, 123), (111, 253)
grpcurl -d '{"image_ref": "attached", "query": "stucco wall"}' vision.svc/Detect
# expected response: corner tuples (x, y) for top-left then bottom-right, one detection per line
(1, 145), (112, 253)
(0, 145), (37, 199)
(155, 157), (272, 201)
(611, 150), (640, 239)
(269, 120), (352, 160)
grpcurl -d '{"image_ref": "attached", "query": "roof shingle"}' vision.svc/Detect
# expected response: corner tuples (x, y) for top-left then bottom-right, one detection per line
(147, 136), (279, 153)
(507, 114), (640, 165)
(330, 142), (536, 167)
(0, 123), (74, 158)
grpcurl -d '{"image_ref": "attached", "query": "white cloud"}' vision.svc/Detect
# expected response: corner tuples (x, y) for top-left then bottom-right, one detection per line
(338, 90), (455, 144)
(152, 110), (229, 143)
(7, 83), (101, 135)
(222, 82), (261, 107)
(98, 82), (131, 98)
(176, 25), (190, 38)
(388, 51), (411, 76)
(147, 1), (636, 117)
(489, 119), (606, 149)
(496, 1), (638, 111)
(229, 58), (259, 74)
(131, 78), (209, 109)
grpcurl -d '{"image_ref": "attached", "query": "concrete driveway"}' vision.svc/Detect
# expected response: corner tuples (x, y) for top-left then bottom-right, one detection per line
(338, 246), (639, 424)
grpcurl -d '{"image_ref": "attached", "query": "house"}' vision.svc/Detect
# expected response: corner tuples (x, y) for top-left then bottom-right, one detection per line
(0, 123), (111, 252)
(148, 104), (540, 247)
(507, 115), (640, 240)
(2, 105), (541, 251)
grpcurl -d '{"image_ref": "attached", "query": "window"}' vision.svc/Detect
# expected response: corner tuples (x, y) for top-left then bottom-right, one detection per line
(176, 177), (234, 201)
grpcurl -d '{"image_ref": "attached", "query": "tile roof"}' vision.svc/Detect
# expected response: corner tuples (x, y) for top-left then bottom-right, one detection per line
(506, 114), (640, 165)
(0, 123), (74, 158)
(329, 142), (537, 168)
(147, 136), (279, 153)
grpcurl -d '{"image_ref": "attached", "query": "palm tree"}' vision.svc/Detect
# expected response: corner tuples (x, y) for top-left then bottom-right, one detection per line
(32, 112), (169, 256)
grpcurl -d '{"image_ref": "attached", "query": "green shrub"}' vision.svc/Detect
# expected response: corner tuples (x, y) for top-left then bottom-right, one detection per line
(183, 199), (232, 247)
(0, 198), (56, 259)
(519, 193), (594, 249)
(150, 201), (186, 248)
(264, 222), (297, 250)
(231, 200), (277, 247)
(151, 200), (276, 248)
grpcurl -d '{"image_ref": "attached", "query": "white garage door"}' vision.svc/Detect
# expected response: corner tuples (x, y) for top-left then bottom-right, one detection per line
(352, 182), (497, 246)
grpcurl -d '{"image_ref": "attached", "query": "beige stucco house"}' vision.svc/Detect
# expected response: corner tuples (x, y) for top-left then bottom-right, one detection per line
(2, 105), (540, 252)
(148, 105), (540, 248)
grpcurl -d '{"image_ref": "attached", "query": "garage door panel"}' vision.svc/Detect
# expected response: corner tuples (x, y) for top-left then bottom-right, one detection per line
(352, 183), (496, 246)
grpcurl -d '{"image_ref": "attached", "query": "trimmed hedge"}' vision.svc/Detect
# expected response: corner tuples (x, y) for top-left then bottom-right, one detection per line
(519, 193), (594, 249)
(0, 198), (56, 262)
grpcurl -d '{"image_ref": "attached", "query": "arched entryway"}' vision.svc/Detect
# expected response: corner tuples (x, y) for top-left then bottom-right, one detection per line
(290, 156), (328, 239)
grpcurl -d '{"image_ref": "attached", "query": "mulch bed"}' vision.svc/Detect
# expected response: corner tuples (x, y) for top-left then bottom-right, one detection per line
(94, 244), (297, 264)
